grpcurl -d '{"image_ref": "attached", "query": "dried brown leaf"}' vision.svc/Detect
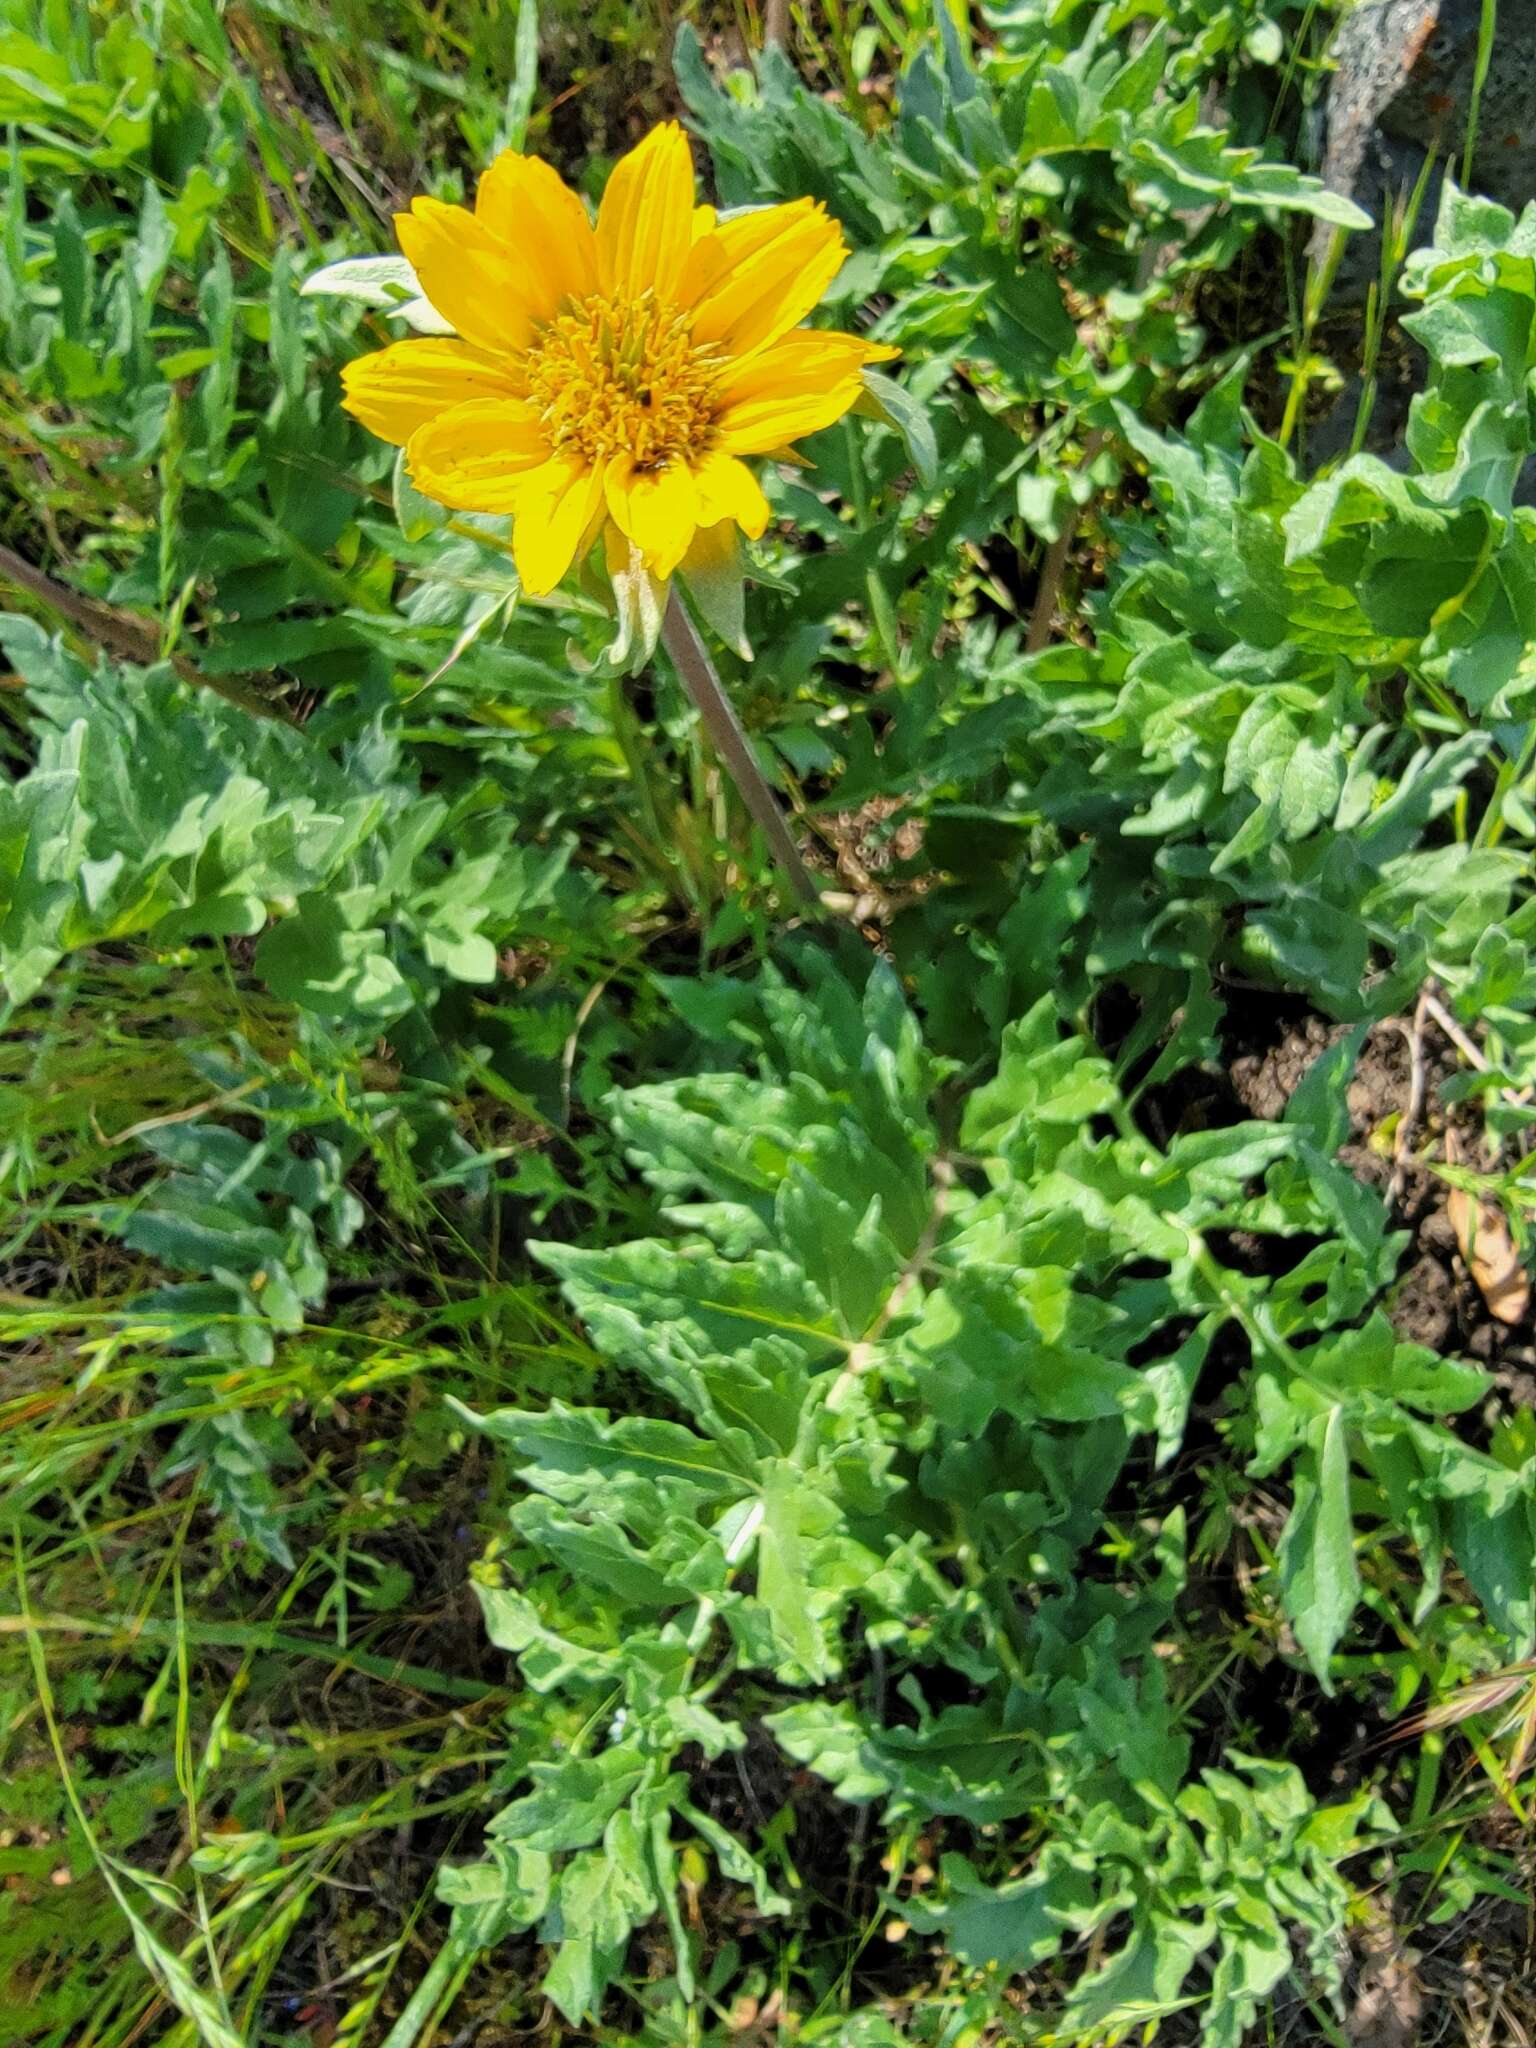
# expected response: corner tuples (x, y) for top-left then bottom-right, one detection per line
(1348, 1906), (1423, 2048)
(1447, 1186), (1530, 1325)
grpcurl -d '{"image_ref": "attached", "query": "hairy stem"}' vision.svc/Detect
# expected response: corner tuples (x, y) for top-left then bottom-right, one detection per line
(660, 589), (820, 909)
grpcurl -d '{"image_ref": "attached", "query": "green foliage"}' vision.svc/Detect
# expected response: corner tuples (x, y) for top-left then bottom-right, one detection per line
(448, 952), (1507, 2031)
(756, 174), (1536, 1032)
(6, 0), (1536, 2041)
(0, 619), (578, 1022)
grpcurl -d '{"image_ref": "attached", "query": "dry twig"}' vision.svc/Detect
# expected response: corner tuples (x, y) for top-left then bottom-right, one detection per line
(0, 541), (291, 723)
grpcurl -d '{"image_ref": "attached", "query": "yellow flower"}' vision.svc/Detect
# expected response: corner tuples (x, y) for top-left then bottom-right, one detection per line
(339, 123), (896, 618)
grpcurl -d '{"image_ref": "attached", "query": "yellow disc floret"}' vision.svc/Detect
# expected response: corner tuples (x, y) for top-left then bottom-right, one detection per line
(525, 288), (722, 471)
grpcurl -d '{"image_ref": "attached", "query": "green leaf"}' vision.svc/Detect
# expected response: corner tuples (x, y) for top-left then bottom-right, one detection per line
(766, 1701), (892, 1804)
(455, 1399), (751, 1498)
(858, 367), (938, 487)
(541, 1820), (657, 2022)
(438, 1842), (554, 1946)
(300, 252), (451, 332)
(754, 1461), (838, 1681)
(499, 0), (540, 150)
(1277, 1407), (1359, 1687)
(472, 1585), (617, 1692)
(908, 1849), (1099, 1973)
(487, 1750), (650, 1858)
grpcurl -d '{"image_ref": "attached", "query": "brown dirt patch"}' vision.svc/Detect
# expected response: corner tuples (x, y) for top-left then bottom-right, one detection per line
(1227, 1005), (1536, 1375)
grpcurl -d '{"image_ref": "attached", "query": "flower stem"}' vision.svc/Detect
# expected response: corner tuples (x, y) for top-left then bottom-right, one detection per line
(659, 589), (820, 910)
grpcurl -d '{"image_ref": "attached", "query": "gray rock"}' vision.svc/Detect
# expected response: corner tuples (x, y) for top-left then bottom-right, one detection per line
(1315, 0), (1536, 285)
(1316, 1), (1440, 232)
(1381, 0), (1536, 208)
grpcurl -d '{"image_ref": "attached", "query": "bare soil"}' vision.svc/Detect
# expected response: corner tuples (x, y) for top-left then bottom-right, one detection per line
(1226, 1007), (1536, 1377)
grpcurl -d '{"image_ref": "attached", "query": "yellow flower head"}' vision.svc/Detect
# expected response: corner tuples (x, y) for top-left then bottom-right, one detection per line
(339, 124), (897, 623)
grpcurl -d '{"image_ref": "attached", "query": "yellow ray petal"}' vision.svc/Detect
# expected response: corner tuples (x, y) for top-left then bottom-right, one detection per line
(604, 457), (699, 579)
(691, 451), (770, 539)
(716, 326), (898, 407)
(692, 203), (717, 240)
(514, 458), (605, 595)
(714, 329), (898, 454)
(405, 398), (550, 512)
(475, 151), (598, 316)
(396, 197), (544, 355)
(716, 388), (865, 453)
(681, 199), (848, 358)
(596, 122), (697, 303)
(341, 338), (528, 445)
(677, 203), (805, 307)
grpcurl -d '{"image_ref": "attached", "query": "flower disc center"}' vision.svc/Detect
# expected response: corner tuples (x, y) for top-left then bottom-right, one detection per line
(526, 289), (720, 469)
